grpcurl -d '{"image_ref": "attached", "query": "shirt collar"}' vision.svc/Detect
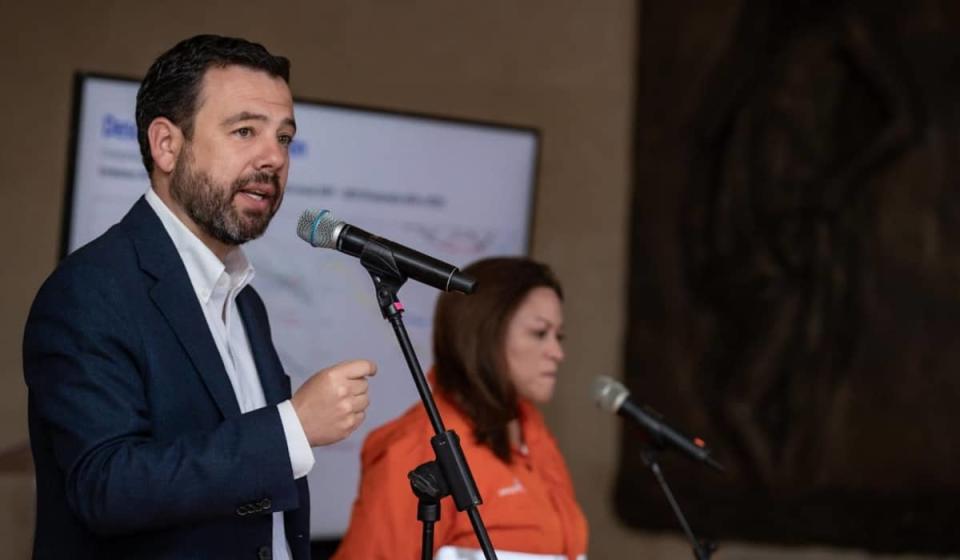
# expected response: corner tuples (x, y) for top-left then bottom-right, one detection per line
(144, 188), (255, 304)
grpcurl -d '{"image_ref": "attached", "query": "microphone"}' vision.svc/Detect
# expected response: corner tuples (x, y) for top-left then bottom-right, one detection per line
(593, 376), (724, 472)
(296, 209), (476, 294)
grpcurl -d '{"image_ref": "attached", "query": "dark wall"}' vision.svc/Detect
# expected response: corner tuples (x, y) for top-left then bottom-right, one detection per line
(622, 0), (960, 552)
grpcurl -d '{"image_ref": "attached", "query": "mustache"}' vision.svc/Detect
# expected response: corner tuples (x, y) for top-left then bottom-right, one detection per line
(233, 171), (281, 193)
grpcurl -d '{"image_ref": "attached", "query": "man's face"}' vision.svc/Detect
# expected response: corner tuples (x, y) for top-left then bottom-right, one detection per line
(169, 65), (296, 247)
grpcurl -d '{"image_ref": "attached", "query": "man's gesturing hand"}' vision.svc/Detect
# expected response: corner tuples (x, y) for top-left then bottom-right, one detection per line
(292, 360), (377, 447)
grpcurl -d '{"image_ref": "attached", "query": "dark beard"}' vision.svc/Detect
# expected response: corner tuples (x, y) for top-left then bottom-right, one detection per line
(169, 149), (282, 246)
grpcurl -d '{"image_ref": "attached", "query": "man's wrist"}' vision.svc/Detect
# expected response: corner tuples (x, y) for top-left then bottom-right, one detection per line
(277, 400), (315, 479)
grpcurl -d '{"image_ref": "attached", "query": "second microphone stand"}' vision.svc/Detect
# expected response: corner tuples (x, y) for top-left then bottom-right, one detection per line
(359, 240), (498, 560)
(640, 445), (716, 560)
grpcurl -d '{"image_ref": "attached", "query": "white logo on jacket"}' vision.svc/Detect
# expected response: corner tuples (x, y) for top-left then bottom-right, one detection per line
(496, 477), (526, 497)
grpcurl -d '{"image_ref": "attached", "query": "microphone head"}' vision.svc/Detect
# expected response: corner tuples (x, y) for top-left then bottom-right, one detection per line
(297, 209), (342, 248)
(592, 375), (630, 413)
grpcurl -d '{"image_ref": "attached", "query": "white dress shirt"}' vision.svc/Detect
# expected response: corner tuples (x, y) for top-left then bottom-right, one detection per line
(146, 189), (314, 559)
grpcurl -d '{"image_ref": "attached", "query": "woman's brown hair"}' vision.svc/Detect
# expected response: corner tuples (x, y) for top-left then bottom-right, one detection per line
(432, 257), (563, 462)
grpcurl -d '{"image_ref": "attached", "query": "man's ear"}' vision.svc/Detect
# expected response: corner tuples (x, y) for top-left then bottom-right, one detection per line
(147, 117), (183, 174)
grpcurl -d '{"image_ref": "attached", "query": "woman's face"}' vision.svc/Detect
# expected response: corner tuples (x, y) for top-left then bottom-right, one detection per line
(503, 286), (566, 404)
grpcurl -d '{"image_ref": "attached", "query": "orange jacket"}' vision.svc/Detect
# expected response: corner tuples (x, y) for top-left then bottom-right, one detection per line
(333, 384), (588, 560)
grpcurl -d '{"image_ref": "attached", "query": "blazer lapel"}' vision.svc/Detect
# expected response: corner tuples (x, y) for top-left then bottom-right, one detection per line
(236, 288), (291, 404)
(125, 197), (242, 419)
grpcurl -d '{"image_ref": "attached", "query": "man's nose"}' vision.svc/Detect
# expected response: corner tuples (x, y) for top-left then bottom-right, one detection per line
(256, 137), (287, 170)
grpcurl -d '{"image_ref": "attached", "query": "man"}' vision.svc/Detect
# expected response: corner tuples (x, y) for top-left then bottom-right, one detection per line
(22, 35), (375, 559)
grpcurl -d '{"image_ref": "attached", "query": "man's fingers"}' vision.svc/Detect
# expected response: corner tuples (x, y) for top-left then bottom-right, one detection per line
(350, 393), (369, 412)
(346, 378), (369, 397)
(337, 359), (377, 379)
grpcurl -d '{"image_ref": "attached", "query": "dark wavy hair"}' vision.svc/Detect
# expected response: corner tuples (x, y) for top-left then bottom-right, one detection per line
(433, 257), (563, 462)
(135, 34), (290, 174)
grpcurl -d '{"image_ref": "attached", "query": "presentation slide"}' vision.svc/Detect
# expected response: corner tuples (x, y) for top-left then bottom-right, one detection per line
(65, 75), (538, 537)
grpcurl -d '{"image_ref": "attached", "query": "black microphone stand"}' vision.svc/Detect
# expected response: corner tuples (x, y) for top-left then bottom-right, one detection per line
(640, 445), (716, 560)
(409, 461), (446, 560)
(359, 240), (498, 560)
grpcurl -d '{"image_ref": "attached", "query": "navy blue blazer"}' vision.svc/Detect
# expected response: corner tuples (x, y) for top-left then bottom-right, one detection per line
(23, 197), (310, 559)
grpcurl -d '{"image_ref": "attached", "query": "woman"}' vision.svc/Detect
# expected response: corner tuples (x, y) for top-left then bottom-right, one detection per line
(333, 257), (588, 560)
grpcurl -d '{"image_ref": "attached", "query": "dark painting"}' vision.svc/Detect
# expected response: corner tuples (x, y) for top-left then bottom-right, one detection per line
(619, 0), (960, 553)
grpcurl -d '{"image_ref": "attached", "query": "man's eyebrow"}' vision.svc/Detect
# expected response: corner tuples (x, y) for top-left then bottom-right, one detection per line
(221, 111), (267, 126)
(221, 112), (297, 132)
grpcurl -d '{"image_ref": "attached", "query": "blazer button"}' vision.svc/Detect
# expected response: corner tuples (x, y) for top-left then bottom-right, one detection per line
(259, 497), (272, 510)
(236, 504), (249, 516)
(258, 545), (272, 559)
